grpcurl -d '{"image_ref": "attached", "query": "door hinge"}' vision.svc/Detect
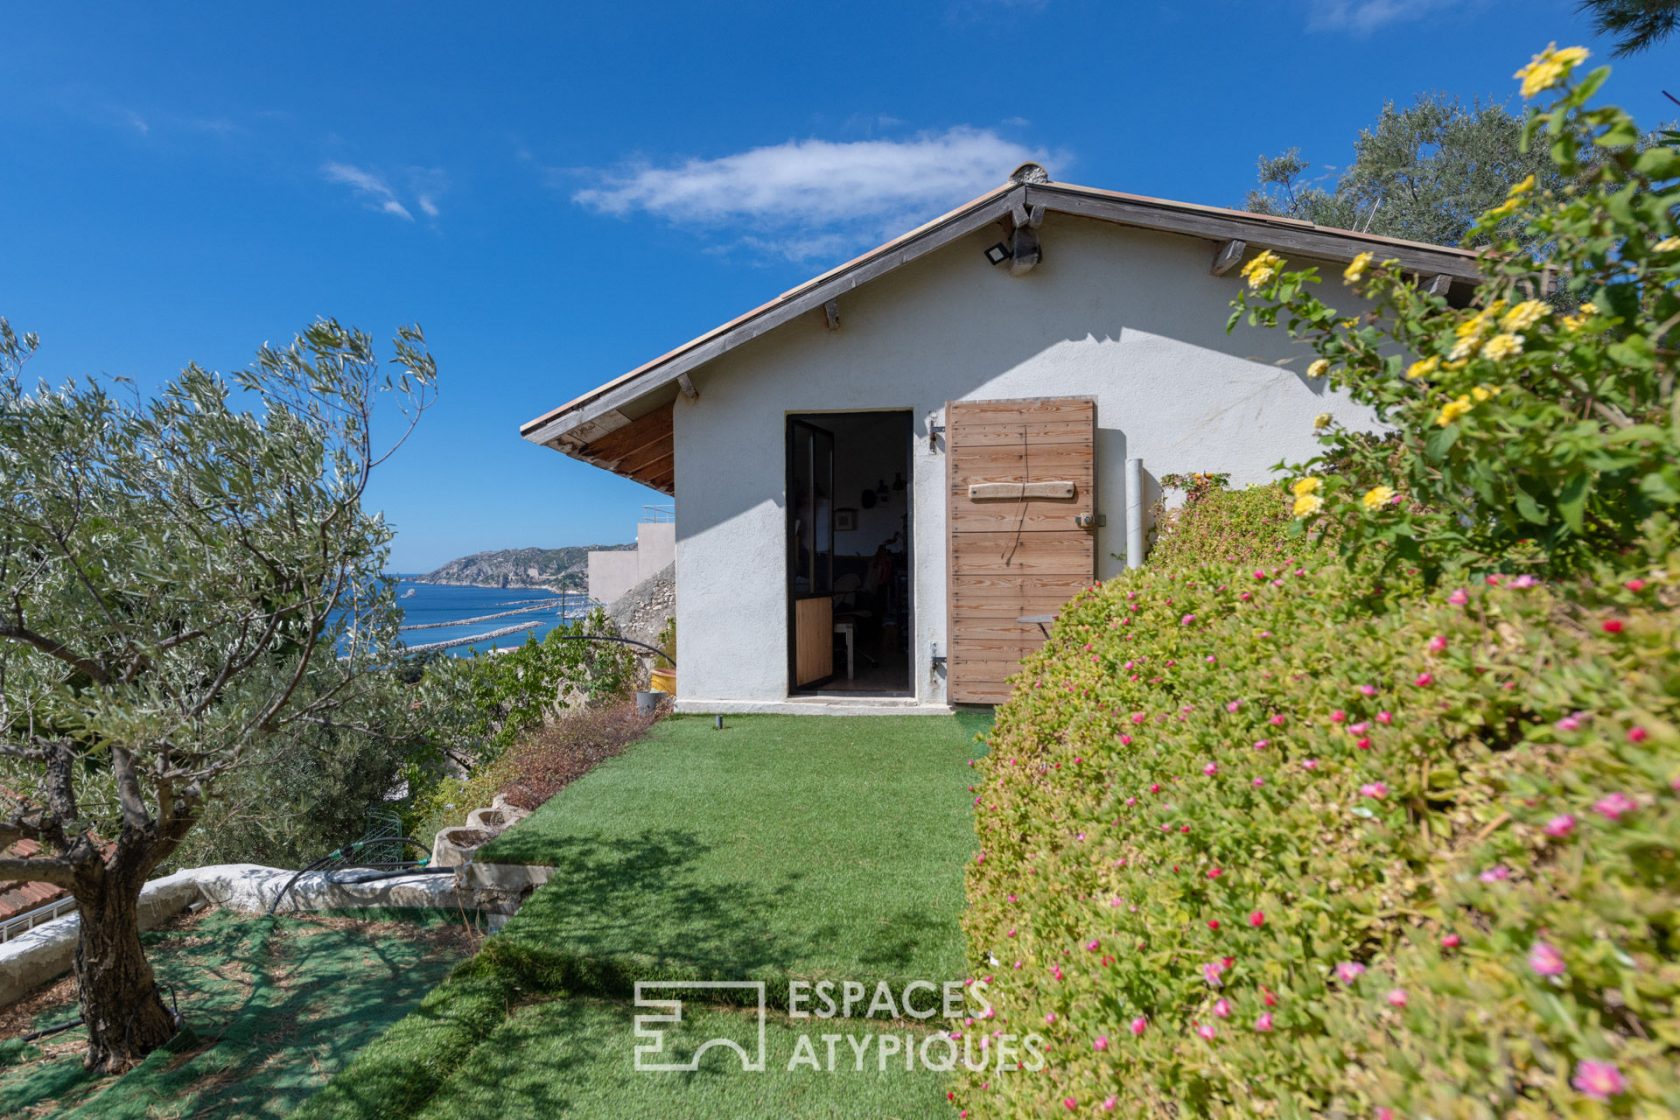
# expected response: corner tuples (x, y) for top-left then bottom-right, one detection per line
(1075, 513), (1106, 529)
(928, 422), (946, 452)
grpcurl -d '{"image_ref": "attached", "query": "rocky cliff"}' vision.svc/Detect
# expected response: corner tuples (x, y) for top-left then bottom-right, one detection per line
(415, 544), (630, 593)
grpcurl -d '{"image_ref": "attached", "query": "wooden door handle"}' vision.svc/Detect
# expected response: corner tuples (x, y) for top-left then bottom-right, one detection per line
(968, 481), (1076, 501)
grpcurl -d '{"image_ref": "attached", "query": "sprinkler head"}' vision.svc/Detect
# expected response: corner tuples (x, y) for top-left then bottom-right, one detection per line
(714, 715), (725, 730)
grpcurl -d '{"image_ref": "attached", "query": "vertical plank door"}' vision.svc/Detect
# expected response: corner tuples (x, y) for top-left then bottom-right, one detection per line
(945, 397), (1096, 704)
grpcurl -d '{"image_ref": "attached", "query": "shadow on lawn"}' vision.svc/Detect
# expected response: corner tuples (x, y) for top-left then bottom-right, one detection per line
(495, 828), (833, 992)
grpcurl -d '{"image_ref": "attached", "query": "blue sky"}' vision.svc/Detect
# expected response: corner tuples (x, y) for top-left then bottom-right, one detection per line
(1, 1), (1672, 571)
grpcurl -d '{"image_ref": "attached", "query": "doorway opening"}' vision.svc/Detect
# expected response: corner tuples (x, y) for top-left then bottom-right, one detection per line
(787, 411), (913, 697)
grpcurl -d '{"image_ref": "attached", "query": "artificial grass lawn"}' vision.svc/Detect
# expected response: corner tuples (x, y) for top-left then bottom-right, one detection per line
(0, 908), (472, 1119)
(410, 996), (950, 1120)
(478, 713), (992, 995)
(298, 712), (991, 1119)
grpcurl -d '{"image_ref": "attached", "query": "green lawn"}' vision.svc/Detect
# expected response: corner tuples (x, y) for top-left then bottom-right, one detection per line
(411, 997), (949, 1120)
(478, 713), (992, 997)
(0, 909), (472, 1119)
(298, 712), (990, 1120)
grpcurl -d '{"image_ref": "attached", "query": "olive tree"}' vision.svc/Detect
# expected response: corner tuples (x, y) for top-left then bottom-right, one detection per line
(0, 317), (435, 1071)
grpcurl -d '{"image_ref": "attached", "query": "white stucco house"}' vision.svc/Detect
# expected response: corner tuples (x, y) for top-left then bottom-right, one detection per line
(522, 165), (1480, 713)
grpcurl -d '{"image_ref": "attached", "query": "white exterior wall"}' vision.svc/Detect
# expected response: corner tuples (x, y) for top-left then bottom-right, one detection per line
(671, 215), (1374, 710)
(587, 520), (676, 605)
(587, 550), (641, 606)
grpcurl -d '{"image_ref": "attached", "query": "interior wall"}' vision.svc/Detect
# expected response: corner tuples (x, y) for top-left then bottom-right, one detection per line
(671, 214), (1380, 709)
(823, 412), (910, 564)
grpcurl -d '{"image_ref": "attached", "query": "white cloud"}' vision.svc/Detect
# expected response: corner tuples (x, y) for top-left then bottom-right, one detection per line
(321, 163), (448, 222)
(322, 162), (412, 220)
(571, 126), (1052, 262)
(1304, 0), (1457, 33)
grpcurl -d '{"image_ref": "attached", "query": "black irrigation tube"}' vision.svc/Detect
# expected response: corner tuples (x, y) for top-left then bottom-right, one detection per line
(19, 985), (178, 1044)
(266, 836), (448, 916)
(544, 633), (676, 666)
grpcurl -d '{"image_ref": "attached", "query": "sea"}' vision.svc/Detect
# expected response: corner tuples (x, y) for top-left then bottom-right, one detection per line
(388, 578), (591, 657)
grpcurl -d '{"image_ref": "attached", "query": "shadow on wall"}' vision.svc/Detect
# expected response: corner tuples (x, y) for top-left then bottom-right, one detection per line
(671, 216), (1350, 545)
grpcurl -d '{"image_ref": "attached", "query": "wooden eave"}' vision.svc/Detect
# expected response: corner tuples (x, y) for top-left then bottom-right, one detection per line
(523, 178), (1486, 491)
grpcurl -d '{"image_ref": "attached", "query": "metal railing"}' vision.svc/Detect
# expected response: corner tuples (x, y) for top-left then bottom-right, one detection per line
(641, 504), (675, 523)
(0, 896), (78, 943)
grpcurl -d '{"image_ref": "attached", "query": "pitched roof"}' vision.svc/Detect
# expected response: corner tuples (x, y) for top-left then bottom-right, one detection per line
(521, 174), (1484, 490)
(0, 838), (70, 922)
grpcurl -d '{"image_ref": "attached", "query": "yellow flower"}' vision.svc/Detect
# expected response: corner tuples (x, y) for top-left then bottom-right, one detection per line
(1307, 358), (1330, 378)
(1515, 43), (1590, 99)
(1501, 299), (1549, 332)
(1656, 236), (1680, 252)
(1484, 197), (1521, 221)
(1313, 412), (1332, 430)
(1471, 384), (1503, 402)
(1482, 333), (1524, 361)
(1407, 356), (1440, 381)
(1292, 493), (1324, 518)
(1561, 302), (1599, 331)
(1508, 174), (1537, 197)
(1240, 250), (1284, 289)
(1362, 485), (1395, 510)
(1436, 396), (1474, 427)
(1290, 476), (1322, 498)
(1343, 251), (1374, 285)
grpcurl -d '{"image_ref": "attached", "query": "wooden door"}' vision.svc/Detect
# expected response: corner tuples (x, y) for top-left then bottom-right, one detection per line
(945, 398), (1096, 704)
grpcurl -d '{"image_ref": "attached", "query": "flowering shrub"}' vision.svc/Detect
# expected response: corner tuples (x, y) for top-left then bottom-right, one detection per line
(958, 552), (1677, 1116)
(1232, 50), (1680, 579)
(1149, 479), (1293, 574)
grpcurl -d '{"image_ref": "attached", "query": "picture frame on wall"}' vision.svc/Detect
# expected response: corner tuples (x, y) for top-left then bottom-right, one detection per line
(835, 507), (857, 532)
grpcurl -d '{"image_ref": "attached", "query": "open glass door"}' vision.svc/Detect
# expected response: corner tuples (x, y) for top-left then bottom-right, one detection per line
(788, 419), (834, 688)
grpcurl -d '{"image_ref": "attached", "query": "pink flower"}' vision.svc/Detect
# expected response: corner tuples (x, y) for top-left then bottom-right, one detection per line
(1359, 684), (1377, 697)
(1254, 1012), (1274, 1032)
(1045, 1012), (1057, 1024)
(1625, 578), (1646, 592)
(1196, 1023), (1217, 1041)
(1269, 713), (1287, 727)
(1064, 1097), (1078, 1111)
(1360, 782), (1388, 799)
(1206, 867), (1223, 880)
(1555, 712), (1584, 732)
(1249, 910), (1265, 928)
(1225, 700), (1242, 713)
(1181, 614), (1196, 626)
(1376, 711), (1393, 725)
(1448, 588), (1469, 605)
(1302, 759), (1320, 771)
(1213, 998), (1231, 1018)
(1335, 962), (1366, 984)
(1253, 739), (1270, 750)
(1203, 762), (1218, 777)
(1602, 618), (1625, 634)
(1129, 1016), (1148, 1036)
(1571, 1060), (1626, 1101)
(1427, 635), (1448, 653)
(1529, 940), (1566, 977)
(1093, 1035), (1109, 1051)
(1102, 1096), (1117, 1112)
(1130, 712), (1147, 724)
(1386, 988), (1408, 1007)
(1627, 726), (1648, 743)
(1252, 777), (1265, 787)
(1203, 960), (1226, 988)
(1479, 864), (1511, 883)
(1330, 709), (1347, 723)
(1512, 574), (1538, 588)
(1441, 933), (1461, 949)
(1413, 672), (1434, 687)
(1594, 792), (1636, 821)
(1051, 966), (1064, 980)
(1253, 570), (1267, 581)
(1544, 814), (1576, 838)
(1085, 939), (1100, 951)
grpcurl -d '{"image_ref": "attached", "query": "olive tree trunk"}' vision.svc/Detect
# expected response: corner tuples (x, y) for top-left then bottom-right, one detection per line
(72, 860), (177, 1072)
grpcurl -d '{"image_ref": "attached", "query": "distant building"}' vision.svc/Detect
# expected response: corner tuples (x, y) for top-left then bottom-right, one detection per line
(587, 507), (674, 605)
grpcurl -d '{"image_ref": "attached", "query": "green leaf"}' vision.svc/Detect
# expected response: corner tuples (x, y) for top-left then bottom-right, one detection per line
(1513, 488), (1548, 525)
(1557, 471), (1590, 533)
